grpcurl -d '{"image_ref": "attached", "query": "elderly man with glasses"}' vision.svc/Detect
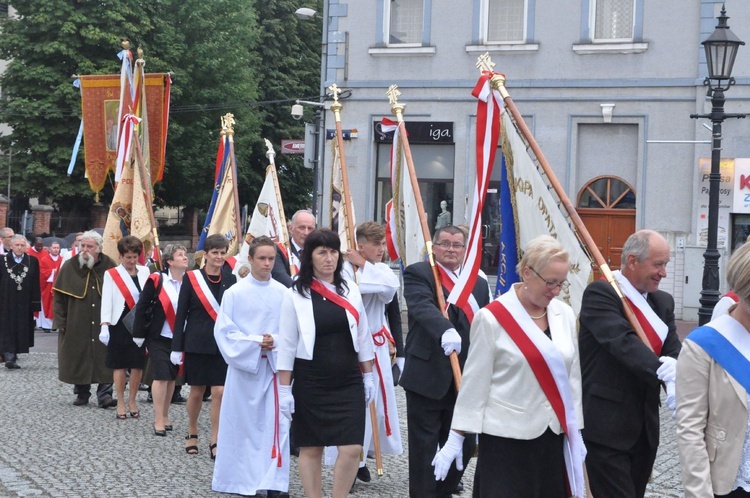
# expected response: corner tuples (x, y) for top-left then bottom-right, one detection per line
(400, 225), (491, 497)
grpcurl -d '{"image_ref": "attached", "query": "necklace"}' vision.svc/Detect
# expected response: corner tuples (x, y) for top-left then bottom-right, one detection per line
(205, 272), (222, 284)
(529, 309), (547, 320)
(5, 256), (29, 291)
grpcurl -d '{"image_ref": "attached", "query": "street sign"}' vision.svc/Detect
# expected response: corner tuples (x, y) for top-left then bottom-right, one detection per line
(281, 139), (305, 155)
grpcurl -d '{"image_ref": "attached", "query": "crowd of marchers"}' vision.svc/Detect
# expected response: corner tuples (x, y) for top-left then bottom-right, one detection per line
(0, 217), (748, 498)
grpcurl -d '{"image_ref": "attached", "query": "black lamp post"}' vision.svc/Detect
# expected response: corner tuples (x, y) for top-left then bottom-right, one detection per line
(691, 4), (746, 325)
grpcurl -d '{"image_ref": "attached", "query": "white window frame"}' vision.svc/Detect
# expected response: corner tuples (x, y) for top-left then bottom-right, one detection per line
(480, 0), (527, 45)
(590, 0), (636, 43)
(384, 0), (425, 47)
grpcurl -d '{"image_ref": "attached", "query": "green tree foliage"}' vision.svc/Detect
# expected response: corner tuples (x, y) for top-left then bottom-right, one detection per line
(245, 0), (322, 214)
(0, 0), (321, 215)
(0, 0), (152, 206)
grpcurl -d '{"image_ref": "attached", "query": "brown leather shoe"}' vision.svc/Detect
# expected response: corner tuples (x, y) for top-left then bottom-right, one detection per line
(73, 397), (88, 406)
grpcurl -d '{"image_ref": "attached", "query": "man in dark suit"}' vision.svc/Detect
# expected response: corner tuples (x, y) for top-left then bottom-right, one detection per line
(401, 225), (490, 498)
(0, 234), (41, 369)
(579, 229), (681, 498)
(271, 209), (315, 287)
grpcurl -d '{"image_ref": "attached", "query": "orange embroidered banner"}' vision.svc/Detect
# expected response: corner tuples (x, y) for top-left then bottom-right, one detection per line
(79, 73), (169, 194)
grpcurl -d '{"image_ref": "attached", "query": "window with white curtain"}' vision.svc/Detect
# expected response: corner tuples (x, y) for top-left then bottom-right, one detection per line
(485, 0), (526, 43)
(387, 0), (424, 45)
(592, 0), (634, 41)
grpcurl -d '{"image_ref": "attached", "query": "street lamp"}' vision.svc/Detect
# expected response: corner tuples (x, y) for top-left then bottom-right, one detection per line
(296, 3), (329, 223)
(691, 4), (746, 325)
(291, 99), (326, 217)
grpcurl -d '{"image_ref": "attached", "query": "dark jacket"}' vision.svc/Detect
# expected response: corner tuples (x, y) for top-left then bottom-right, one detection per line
(399, 261), (491, 400)
(171, 268), (236, 354)
(578, 279), (681, 451)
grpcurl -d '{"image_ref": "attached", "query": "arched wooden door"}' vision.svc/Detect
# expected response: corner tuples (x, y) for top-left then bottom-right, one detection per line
(577, 176), (636, 279)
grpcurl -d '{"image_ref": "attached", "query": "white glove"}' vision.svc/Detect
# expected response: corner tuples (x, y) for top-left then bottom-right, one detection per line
(132, 337), (145, 348)
(440, 328), (462, 356)
(665, 380), (676, 412)
(363, 372), (376, 405)
(98, 325), (110, 346)
(170, 351), (183, 366)
(279, 385), (294, 420)
(657, 356), (677, 383)
(395, 357), (405, 372)
(432, 430), (464, 481)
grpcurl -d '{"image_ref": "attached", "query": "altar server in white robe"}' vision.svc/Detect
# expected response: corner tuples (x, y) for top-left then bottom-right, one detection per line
(212, 236), (290, 498)
(325, 222), (403, 482)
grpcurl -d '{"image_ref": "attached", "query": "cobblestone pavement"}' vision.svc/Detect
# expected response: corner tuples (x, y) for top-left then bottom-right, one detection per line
(1, 330), (686, 497)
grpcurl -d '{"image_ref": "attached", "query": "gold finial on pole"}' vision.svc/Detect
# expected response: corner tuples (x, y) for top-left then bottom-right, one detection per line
(475, 52), (509, 97)
(222, 113), (236, 138)
(475, 52), (495, 72)
(387, 85), (405, 123)
(329, 84), (344, 123)
(328, 83), (342, 103)
(264, 138), (276, 164)
(386, 84), (401, 105)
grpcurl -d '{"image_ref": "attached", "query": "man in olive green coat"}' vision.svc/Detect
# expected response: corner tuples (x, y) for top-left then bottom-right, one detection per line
(53, 230), (117, 407)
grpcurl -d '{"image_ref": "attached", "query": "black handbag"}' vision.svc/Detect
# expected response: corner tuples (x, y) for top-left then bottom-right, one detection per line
(123, 274), (162, 335)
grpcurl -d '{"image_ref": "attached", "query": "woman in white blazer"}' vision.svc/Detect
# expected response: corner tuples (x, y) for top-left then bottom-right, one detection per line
(433, 235), (585, 498)
(676, 242), (750, 498)
(278, 229), (375, 498)
(100, 236), (150, 420)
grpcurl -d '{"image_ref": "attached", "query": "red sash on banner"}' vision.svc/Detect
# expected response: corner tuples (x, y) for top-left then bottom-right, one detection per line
(436, 266), (476, 322)
(186, 271), (219, 321)
(150, 273), (176, 331)
(108, 267), (137, 309)
(624, 297), (664, 356)
(309, 280), (359, 324)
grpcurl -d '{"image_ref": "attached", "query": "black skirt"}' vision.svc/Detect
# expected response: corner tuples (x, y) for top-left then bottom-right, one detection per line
(292, 290), (365, 447)
(473, 429), (567, 498)
(106, 306), (146, 370)
(184, 352), (227, 387)
(145, 335), (178, 381)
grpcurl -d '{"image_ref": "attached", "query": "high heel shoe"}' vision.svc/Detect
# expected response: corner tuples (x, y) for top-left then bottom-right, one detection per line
(129, 411), (140, 419)
(209, 443), (217, 460)
(164, 425), (173, 431)
(185, 434), (198, 454)
(153, 425), (167, 437)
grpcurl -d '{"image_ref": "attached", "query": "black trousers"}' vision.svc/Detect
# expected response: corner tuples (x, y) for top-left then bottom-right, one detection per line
(405, 388), (475, 498)
(718, 490), (750, 497)
(585, 427), (657, 498)
(74, 383), (114, 402)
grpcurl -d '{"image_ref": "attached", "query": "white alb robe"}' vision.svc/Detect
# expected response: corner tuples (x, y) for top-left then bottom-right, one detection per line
(325, 261), (403, 466)
(212, 275), (290, 495)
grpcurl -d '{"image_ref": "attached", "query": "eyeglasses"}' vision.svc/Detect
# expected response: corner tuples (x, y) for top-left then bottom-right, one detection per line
(529, 267), (570, 291)
(435, 242), (466, 250)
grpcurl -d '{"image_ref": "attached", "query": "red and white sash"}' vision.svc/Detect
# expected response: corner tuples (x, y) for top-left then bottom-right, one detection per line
(372, 325), (395, 436)
(437, 265), (479, 322)
(613, 271), (668, 355)
(289, 245), (301, 276)
(485, 293), (585, 498)
(108, 265), (140, 309)
(225, 256), (237, 270)
(151, 273), (177, 332)
(309, 279), (359, 324)
(186, 270), (220, 321)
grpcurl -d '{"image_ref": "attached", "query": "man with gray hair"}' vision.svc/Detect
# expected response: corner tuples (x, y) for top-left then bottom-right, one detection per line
(0, 234), (41, 369)
(0, 227), (14, 255)
(578, 229), (682, 498)
(271, 209), (316, 287)
(53, 230), (118, 407)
